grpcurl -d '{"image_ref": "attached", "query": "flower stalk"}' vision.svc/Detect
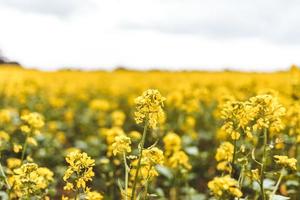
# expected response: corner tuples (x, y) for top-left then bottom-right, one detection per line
(260, 128), (268, 200)
(270, 168), (285, 199)
(123, 153), (129, 200)
(131, 121), (148, 200)
(0, 162), (10, 189)
(21, 134), (29, 163)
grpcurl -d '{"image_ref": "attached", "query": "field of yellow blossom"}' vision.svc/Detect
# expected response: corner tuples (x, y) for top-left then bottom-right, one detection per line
(0, 65), (300, 200)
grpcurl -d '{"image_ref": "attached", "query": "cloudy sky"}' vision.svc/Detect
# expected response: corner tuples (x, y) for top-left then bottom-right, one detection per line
(0, 0), (300, 71)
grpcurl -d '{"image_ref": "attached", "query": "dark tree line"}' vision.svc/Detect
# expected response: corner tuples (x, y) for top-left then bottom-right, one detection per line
(0, 50), (6, 64)
(0, 49), (21, 66)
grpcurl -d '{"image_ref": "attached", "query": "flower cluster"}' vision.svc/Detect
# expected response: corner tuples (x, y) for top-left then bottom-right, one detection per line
(111, 110), (126, 127)
(215, 142), (234, 172)
(63, 151), (95, 193)
(208, 175), (242, 198)
(285, 102), (300, 141)
(10, 163), (53, 198)
(134, 89), (166, 128)
(163, 132), (191, 170)
(112, 135), (132, 156)
(249, 94), (286, 134)
(85, 190), (104, 200)
(131, 147), (164, 184)
(103, 127), (126, 157)
(163, 132), (181, 156)
(274, 155), (297, 170)
(221, 100), (255, 140)
(221, 95), (286, 140)
(20, 112), (45, 134)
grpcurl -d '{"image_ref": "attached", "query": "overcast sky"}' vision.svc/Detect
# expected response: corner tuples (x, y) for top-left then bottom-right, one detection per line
(0, 0), (300, 71)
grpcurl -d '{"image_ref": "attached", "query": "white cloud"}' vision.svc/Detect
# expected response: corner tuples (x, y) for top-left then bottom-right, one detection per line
(0, 0), (299, 71)
(0, 0), (95, 17)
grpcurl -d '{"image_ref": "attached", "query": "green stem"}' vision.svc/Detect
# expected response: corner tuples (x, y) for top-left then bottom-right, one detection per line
(231, 138), (237, 176)
(21, 134), (29, 163)
(74, 188), (78, 200)
(260, 128), (267, 200)
(238, 166), (245, 187)
(131, 122), (148, 200)
(123, 153), (129, 200)
(270, 168), (284, 199)
(143, 165), (153, 200)
(0, 162), (10, 190)
(237, 167), (245, 200)
(185, 175), (192, 200)
(295, 139), (298, 167)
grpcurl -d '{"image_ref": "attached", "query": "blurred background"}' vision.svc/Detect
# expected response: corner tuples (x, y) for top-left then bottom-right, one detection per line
(0, 0), (300, 71)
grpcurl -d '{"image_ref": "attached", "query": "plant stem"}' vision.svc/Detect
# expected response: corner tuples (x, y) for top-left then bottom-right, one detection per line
(75, 188), (79, 200)
(237, 167), (245, 200)
(143, 165), (153, 200)
(295, 138), (298, 168)
(231, 138), (237, 176)
(270, 168), (284, 199)
(238, 166), (245, 187)
(21, 134), (29, 163)
(123, 153), (129, 200)
(260, 128), (267, 200)
(170, 187), (177, 200)
(131, 122), (148, 200)
(0, 162), (10, 189)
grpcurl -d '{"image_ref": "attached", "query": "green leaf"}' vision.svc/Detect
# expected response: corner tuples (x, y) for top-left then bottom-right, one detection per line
(117, 178), (124, 192)
(185, 146), (199, 156)
(0, 192), (8, 200)
(156, 165), (173, 179)
(270, 194), (290, 200)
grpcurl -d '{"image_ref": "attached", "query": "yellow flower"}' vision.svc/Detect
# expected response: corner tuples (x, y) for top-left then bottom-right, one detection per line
(27, 137), (38, 146)
(249, 95), (286, 133)
(163, 132), (181, 155)
(6, 158), (21, 169)
(112, 135), (131, 156)
(134, 89), (166, 128)
(221, 100), (254, 138)
(274, 155), (297, 170)
(0, 130), (10, 141)
(128, 131), (141, 141)
(215, 142), (233, 162)
(20, 125), (30, 134)
(89, 99), (110, 111)
(251, 169), (260, 181)
(104, 127), (125, 144)
(231, 131), (240, 140)
(11, 163), (53, 197)
(0, 109), (12, 124)
(103, 127), (126, 157)
(121, 187), (132, 200)
(208, 175), (242, 198)
(63, 151), (95, 192)
(21, 112), (45, 130)
(65, 147), (81, 155)
(130, 147), (164, 184)
(111, 110), (126, 127)
(13, 144), (22, 153)
(56, 131), (67, 144)
(143, 147), (164, 166)
(166, 151), (192, 170)
(215, 142), (234, 173)
(63, 182), (74, 191)
(85, 191), (104, 200)
(130, 162), (159, 184)
(62, 196), (69, 200)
